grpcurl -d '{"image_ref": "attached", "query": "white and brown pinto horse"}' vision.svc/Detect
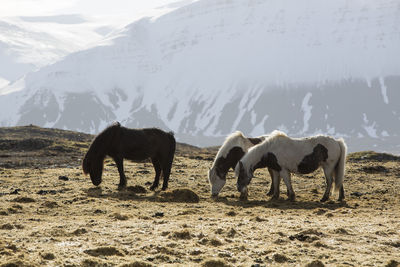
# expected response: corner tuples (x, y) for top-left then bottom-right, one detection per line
(208, 131), (274, 197)
(235, 131), (347, 202)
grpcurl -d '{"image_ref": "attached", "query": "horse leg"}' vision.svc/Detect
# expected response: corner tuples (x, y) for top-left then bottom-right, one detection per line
(267, 168), (275, 196)
(160, 158), (172, 191)
(271, 170), (281, 200)
(321, 166), (334, 202)
(114, 157), (126, 190)
(150, 158), (162, 191)
(339, 185), (345, 201)
(281, 169), (295, 201)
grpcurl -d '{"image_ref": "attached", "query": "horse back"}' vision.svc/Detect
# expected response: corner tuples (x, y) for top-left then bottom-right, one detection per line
(117, 127), (174, 161)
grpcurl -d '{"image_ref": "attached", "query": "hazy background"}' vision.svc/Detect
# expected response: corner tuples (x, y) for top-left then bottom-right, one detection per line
(0, 0), (399, 154)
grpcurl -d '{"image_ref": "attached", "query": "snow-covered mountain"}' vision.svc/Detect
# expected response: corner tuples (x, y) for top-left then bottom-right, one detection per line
(0, 15), (113, 86)
(1, 0), (399, 153)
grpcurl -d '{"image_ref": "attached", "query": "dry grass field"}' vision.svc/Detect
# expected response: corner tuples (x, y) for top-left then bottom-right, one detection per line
(0, 126), (399, 267)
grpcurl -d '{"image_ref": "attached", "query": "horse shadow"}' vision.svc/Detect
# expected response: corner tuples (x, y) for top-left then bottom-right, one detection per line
(84, 186), (163, 202)
(214, 196), (351, 211)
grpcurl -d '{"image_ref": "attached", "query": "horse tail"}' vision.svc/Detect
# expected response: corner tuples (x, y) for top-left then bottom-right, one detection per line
(82, 153), (89, 174)
(167, 131), (176, 168)
(334, 138), (347, 192)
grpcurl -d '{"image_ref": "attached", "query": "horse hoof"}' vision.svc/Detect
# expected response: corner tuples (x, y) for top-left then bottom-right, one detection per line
(266, 191), (274, 196)
(117, 185), (126, 191)
(320, 197), (328, 202)
(149, 185), (157, 191)
(161, 186), (168, 191)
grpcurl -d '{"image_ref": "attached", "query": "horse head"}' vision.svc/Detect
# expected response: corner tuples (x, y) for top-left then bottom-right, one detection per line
(82, 153), (104, 186)
(236, 161), (252, 194)
(208, 167), (226, 197)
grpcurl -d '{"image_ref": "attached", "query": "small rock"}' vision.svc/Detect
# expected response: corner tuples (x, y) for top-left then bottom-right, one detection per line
(153, 212), (164, 217)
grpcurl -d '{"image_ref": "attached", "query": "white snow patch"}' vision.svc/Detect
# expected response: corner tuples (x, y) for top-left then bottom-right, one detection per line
(326, 124), (335, 135)
(379, 76), (389, 104)
(276, 124), (289, 133)
(362, 113), (378, 138)
(250, 110), (256, 125)
(381, 130), (389, 137)
(301, 92), (313, 133)
(251, 115), (268, 136)
(0, 77), (9, 89)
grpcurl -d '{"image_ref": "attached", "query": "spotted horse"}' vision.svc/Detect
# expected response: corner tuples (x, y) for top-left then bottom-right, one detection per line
(235, 131), (347, 202)
(208, 131), (275, 197)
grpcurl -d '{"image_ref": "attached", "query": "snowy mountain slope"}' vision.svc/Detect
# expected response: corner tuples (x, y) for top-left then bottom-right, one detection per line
(0, 15), (113, 85)
(0, 0), (399, 153)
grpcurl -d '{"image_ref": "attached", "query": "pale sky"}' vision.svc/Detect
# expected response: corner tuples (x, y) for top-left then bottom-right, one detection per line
(0, 0), (193, 25)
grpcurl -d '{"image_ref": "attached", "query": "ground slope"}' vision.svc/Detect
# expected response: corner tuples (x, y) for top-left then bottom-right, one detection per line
(0, 126), (399, 266)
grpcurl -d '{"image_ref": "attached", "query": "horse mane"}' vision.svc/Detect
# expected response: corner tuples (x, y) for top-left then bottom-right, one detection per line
(82, 122), (121, 174)
(212, 131), (251, 166)
(235, 130), (288, 177)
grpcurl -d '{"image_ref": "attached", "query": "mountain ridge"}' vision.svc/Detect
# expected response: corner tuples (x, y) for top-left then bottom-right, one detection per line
(0, 0), (399, 152)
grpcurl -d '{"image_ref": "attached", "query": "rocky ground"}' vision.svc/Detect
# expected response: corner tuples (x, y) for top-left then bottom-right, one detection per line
(0, 126), (399, 267)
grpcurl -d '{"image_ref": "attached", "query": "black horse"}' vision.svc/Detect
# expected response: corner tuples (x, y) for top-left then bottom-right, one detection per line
(82, 122), (176, 191)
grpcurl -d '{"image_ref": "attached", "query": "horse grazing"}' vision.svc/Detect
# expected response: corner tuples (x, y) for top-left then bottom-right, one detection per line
(208, 131), (275, 197)
(235, 131), (347, 202)
(82, 122), (176, 191)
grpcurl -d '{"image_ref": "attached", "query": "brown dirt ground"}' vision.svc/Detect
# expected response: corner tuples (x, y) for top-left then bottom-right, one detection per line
(0, 126), (399, 267)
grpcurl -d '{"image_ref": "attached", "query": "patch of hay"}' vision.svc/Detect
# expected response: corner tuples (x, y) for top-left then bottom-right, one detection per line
(273, 253), (289, 263)
(202, 258), (229, 267)
(161, 189), (199, 203)
(305, 260), (325, 267)
(121, 262), (154, 267)
(127, 185), (147, 194)
(42, 201), (59, 208)
(172, 230), (191, 240)
(84, 246), (124, 257)
(71, 228), (87, 235)
(110, 212), (129, 220)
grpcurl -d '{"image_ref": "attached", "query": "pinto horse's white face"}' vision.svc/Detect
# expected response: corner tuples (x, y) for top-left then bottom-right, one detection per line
(208, 167), (226, 197)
